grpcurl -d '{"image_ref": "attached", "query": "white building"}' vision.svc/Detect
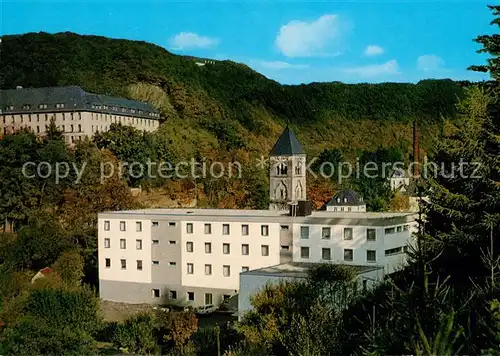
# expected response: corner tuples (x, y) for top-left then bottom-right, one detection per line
(0, 86), (160, 144)
(97, 127), (417, 308)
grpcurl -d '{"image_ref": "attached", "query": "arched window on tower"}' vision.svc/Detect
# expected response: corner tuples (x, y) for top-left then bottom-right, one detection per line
(295, 161), (302, 175)
(278, 162), (287, 175)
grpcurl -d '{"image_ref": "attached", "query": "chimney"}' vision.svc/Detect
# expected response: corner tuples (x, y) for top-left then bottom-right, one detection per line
(413, 121), (420, 177)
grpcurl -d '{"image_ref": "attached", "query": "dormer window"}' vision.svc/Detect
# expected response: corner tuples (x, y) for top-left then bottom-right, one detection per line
(337, 198), (341, 203)
(38, 104), (48, 109)
(55, 103), (65, 109)
(22, 104), (30, 110)
(343, 197), (348, 203)
(6, 105), (14, 111)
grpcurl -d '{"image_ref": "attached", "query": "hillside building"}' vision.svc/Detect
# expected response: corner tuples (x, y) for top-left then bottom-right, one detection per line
(325, 189), (367, 212)
(0, 86), (160, 144)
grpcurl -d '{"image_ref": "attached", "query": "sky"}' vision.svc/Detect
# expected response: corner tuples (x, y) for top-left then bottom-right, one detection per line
(0, 1), (495, 84)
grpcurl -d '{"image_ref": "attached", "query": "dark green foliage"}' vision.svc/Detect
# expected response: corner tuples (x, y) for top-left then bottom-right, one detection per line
(191, 323), (244, 356)
(200, 118), (246, 150)
(311, 148), (344, 178)
(112, 312), (158, 354)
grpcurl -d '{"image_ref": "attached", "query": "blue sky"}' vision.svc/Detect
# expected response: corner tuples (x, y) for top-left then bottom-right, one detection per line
(0, 1), (495, 84)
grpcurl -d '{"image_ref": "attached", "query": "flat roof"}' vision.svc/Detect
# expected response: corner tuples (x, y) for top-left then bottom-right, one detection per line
(241, 262), (383, 279)
(100, 208), (414, 220)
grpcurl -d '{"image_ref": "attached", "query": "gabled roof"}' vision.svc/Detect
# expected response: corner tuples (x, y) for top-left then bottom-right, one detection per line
(325, 189), (365, 207)
(270, 127), (305, 156)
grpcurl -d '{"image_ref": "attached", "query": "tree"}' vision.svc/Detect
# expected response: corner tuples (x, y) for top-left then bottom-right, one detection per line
(469, 5), (500, 80)
(52, 249), (85, 288)
(157, 310), (198, 353)
(112, 312), (158, 354)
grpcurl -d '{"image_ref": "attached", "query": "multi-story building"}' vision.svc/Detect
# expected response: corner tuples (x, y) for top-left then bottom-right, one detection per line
(97, 127), (417, 308)
(0, 85), (160, 144)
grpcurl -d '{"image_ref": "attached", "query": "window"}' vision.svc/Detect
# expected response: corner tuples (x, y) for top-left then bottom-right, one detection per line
(281, 245), (289, 250)
(385, 227), (396, 234)
(396, 225), (403, 232)
(367, 229), (376, 241)
(152, 289), (160, 298)
(403, 225), (409, 231)
(105, 258), (111, 268)
(222, 224), (230, 235)
(168, 262), (176, 266)
(186, 223), (193, 234)
(104, 238), (110, 248)
(104, 221), (110, 231)
(261, 225), (269, 236)
(152, 221), (159, 227)
(367, 250), (376, 262)
(322, 248), (331, 260)
(169, 222), (176, 227)
(242, 266), (250, 272)
(300, 226), (309, 239)
(205, 293), (213, 305)
(344, 249), (353, 261)
(385, 247), (403, 256)
(185, 241), (194, 252)
(241, 224), (249, 235)
(223, 243), (230, 254)
(169, 291), (177, 299)
(205, 264), (212, 275)
(120, 239), (126, 249)
(78, 124), (82, 132)
(22, 104), (30, 110)
(187, 263), (194, 274)
(70, 124), (74, 132)
(205, 242), (212, 254)
(261, 245), (269, 256)
(204, 223), (212, 234)
(187, 292), (195, 301)
(153, 261), (160, 265)
(322, 227), (331, 239)
(301, 247), (310, 259)
(223, 265), (231, 277)
(120, 259), (126, 269)
(242, 244), (249, 255)
(136, 221), (142, 232)
(344, 228), (353, 240)
(136, 239), (142, 250)
(137, 260), (143, 270)
(120, 221), (126, 231)
(169, 240), (176, 244)
(281, 225), (289, 230)
(152, 239), (159, 245)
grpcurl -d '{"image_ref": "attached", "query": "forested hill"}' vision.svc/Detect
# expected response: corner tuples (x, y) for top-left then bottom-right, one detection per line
(0, 31), (468, 156)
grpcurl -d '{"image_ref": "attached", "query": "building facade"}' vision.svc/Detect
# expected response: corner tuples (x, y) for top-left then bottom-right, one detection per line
(0, 86), (160, 144)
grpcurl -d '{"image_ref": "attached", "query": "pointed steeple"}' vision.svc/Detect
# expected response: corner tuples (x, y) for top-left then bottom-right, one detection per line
(270, 127), (305, 156)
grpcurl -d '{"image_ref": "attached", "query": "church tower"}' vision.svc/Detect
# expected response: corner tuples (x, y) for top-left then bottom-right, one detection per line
(269, 127), (307, 211)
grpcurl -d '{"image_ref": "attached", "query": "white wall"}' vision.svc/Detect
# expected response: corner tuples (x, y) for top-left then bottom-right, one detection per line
(180, 221), (281, 291)
(98, 218), (152, 283)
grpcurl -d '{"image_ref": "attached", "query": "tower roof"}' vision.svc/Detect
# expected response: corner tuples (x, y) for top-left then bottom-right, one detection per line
(270, 127), (305, 156)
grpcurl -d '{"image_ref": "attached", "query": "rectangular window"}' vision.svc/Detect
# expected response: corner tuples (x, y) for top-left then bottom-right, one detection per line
(281, 245), (289, 250)
(205, 264), (212, 275)
(397, 225), (403, 232)
(301, 247), (310, 259)
(261, 225), (269, 236)
(205, 293), (213, 305)
(120, 239), (126, 249)
(281, 225), (289, 230)
(403, 225), (409, 231)
(242, 266), (249, 272)
(105, 258), (111, 268)
(120, 259), (126, 269)
(187, 292), (194, 301)
(78, 124), (82, 132)
(222, 224), (230, 235)
(136, 239), (142, 250)
(223, 265), (231, 277)
(153, 261), (159, 265)
(186, 241), (194, 252)
(241, 224), (249, 235)
(322, 227), (331, 239)
(322, 248), (331, 260)
(187, 263), (194, 274)
(152, 221), (159, 227)
(367, 229), (376, 241)
(344, 249), (353, 261)
(205, 242), (212, 254)
(385, 247), (403, 256)
(367, 250), (377, 262)
(385, 227), (396, 234)
(104, 238), (110, 248)
(168, 262), (176, 266)
(223, 243), (230, 254)
(204, 223), (211, 234)
(241, 244), (249, 255)
(136, 221), (142, 232)
(152, 289), (160, 298)
(152, 239), (159, 245)
(169, 222), (176, 227)
(186, 223), (193, 234)
(169, 291), (177, 299)
(120, 221), (126, 231)
(344, 228), (353, 240)
(169, 240), (176, 244)
(137, 260), (143, 270)
(261, 245), (269, 256)
(300, 226), (309, 239)
(104, 221), (110, 231)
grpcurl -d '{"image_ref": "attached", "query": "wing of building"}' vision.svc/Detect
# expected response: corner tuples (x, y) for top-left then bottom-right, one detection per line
(0, 86), (160, 144)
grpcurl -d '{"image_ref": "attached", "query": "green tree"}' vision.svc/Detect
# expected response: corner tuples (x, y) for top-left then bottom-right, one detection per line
(112, 312), (158, 354)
